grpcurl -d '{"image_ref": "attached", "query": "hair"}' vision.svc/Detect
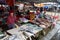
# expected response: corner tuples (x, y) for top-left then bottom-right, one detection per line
(40, 7), (43, 12)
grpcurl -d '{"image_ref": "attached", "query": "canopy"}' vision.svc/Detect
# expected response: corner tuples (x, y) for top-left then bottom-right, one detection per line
(40, 3), (44, 7)
(34, 3), (44, 7)
(42, 2), (57, 5)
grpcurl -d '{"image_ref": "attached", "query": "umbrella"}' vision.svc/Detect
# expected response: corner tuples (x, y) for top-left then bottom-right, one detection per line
(44, 6), (48, 9)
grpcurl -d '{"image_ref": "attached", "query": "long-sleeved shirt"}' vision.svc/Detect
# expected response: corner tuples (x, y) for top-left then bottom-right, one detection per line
(7, 16), (16, 25)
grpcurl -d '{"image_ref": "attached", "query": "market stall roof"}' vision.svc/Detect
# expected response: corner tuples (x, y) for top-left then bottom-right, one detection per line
(42, 2), (57, 5)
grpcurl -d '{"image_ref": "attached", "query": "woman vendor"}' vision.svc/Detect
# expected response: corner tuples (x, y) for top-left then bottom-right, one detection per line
(7, 10), (16, 29)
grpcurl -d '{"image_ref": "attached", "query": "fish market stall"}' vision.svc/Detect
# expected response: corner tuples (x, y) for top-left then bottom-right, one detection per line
(7, 23), (43, 40)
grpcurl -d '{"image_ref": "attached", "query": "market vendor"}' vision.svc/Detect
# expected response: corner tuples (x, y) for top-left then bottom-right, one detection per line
(19, 14), (29, 23)
(35, 9), (40, 19)
(39, 8), (46, 18)
(29, 12), (35, 20)
(0, 5), (4, 16)
(42, 9), (47, 19)
(39, 12), (44, 18)
(7, 10), (16, 29)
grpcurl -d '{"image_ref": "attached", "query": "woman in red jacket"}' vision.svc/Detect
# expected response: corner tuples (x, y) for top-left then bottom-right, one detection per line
(7, 10), (16, 29)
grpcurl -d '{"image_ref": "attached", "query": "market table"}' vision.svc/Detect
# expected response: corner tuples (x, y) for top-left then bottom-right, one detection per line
(29, 19), (54, 36)
(7, 23), (43, 40)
